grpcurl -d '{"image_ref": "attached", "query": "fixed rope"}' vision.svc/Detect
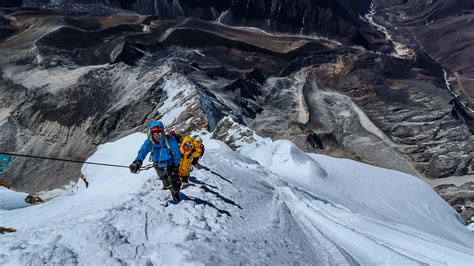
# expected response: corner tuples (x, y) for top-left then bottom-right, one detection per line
(0, 152), (154, 172)
(0, 152), (156, 191)
(0, 152), (129, 168)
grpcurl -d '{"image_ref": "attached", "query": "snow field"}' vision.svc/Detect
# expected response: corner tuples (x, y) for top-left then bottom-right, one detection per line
(1, 132), (473, 265)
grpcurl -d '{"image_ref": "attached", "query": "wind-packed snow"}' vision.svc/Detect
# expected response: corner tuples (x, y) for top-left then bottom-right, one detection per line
(1, 131), (473, 265)
(0, 187), (29, 210)
(468, 221), (474, 232)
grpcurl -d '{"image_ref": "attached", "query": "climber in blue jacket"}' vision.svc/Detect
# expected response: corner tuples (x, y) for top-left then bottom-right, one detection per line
(129, 121), (182, 202)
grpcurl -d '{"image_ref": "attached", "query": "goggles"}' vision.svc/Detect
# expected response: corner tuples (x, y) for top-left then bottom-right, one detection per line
(151, 126), (163, 133)
(184, 142), (192, 149)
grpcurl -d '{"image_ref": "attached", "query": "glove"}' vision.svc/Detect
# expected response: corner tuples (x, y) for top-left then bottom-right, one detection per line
(129, 160), (142, 174)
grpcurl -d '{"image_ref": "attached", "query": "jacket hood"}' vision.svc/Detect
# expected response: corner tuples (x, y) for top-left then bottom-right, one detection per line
(148, 121), (165, 145)
(149, 121), (164, 131)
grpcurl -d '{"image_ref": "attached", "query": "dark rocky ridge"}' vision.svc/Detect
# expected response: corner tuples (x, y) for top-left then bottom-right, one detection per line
(0, 1), (472, 224)
(0, 15), (16, 40)
(435, 181), (474, 226)
(0, 0), (23, 8)
(10, 0), (384, 50)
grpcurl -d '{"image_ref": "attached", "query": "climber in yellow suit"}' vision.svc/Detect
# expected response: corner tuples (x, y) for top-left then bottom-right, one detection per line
(178, 136), (195, 186)
(191, 136), (205, 168)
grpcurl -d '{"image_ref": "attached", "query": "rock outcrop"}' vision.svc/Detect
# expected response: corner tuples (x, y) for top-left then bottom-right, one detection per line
(0, 226), (16, 234)
(24, 194), (43, 204)
(434, 181), (474, 225)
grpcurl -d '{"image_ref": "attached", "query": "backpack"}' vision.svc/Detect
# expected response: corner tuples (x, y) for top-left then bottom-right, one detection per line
(174, 133), (183, 145)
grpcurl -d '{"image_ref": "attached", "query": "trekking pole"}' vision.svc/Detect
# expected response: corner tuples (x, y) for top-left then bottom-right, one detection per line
(0, 152), (130, 169)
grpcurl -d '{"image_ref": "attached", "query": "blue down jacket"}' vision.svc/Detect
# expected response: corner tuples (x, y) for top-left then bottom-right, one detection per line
(134, 121), (181, 168)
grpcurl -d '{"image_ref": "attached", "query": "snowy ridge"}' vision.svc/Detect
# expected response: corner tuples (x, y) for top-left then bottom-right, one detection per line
(1, 130), (473, 264)
(157, 72), (197, 126)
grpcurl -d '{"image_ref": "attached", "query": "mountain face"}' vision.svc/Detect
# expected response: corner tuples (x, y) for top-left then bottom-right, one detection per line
(13, 0), (376, 47)
(372, 0), (474, 128)
(0, 1), (472, 224)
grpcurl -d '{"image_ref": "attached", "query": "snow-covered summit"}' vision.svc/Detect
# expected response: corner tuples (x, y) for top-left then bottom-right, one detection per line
(0, 131), (473, 264)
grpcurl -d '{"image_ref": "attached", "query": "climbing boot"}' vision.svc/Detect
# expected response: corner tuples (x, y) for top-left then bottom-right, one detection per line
(161, 178), (171, 190)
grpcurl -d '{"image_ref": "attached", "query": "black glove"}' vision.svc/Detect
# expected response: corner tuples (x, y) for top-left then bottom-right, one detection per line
(129, 160), (142, 174)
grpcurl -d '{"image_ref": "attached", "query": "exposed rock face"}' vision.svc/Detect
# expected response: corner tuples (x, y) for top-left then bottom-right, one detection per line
(24, 194), (43, 204)
(0, 179), (10, 188)
(0, 16), (16, 40)
(372, 0), (474, 130)
(0, 1), (472, 224)
(0, 226), (16, 234)
(435, 182), (474, 226)
(312, 53), (473, 179)
(213, 116), (261, 150)
(17, 0), (382, 48)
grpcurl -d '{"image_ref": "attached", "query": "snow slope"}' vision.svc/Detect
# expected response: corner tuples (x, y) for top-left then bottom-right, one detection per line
(0, 187), (29, 210)
(0, 133), (473, 265)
